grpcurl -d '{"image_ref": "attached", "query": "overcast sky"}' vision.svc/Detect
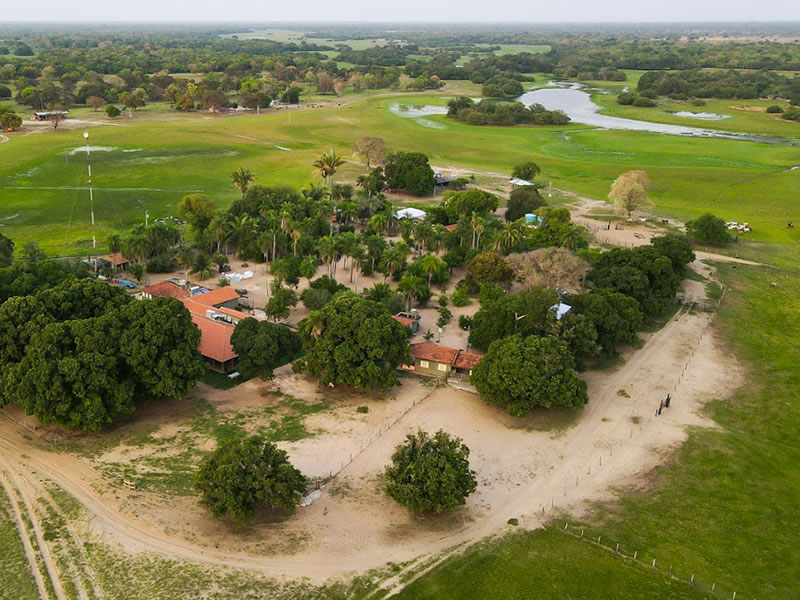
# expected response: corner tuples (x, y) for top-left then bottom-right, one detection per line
(4, 0), (799, 24)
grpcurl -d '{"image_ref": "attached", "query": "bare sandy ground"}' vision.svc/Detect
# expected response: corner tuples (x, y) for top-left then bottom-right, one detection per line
(0, 287), (744, 583)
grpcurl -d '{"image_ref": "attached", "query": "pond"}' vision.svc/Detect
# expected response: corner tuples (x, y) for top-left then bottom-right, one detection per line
(669, 111), (731, 121)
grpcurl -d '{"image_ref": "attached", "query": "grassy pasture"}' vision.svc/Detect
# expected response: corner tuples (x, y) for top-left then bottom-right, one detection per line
(1, 89), (799, 255)
(0, 485), (40, 599)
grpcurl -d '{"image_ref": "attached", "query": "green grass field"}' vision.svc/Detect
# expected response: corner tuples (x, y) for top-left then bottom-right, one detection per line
(0, 485), (40, 599)
(2, 88), (799, 255)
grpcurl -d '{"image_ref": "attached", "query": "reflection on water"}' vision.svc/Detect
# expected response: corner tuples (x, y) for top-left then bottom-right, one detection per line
(670, 111), (731, 121)
(389, 104), (448, 118)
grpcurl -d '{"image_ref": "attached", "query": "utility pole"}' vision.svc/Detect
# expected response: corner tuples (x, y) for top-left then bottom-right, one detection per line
(145, 211), (150, 227)
(83, 131), (97, 272)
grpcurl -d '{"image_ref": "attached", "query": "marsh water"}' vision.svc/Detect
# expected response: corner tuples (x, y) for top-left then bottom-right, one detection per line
(390, 84), (799, 146)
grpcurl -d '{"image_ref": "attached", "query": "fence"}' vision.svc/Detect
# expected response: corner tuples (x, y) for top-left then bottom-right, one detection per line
(318, 380), (444, 485)
(556, 521), (752, 600)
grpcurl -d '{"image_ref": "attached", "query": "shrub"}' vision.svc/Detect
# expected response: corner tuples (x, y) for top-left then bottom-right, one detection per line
(438, 293), (449, 308)
(633, 96), (657, 107)
(458, 315), (473, 330)
(437, 307), (452, 328)
(301, 287), (332, 310)
(451, 288), (472, 306)
(766, 104), (784, 114)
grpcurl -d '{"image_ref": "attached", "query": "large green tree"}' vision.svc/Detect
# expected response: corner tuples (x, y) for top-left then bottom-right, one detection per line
(384, 151), (435, 196)
(570, 289), (643, 356)
(468, 286), (560, 350)
(117, 297), (205, 398)
(294, 294), (410, 390)
(385, 430), (477, 513)
(471, 334), (588, 415)
(686, 213), (733, 246)
(230, 318), (301, 379)
(178, 193), (216, 231)
(195, 436), (307, 525)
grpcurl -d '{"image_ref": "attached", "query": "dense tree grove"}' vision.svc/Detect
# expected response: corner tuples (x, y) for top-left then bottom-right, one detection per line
(385, 430), (478, 513)
(230, 318), (302, 379)
(293, 294), (410, 390)
(447, 97), (570, 126)
(0, 278), (204, 431)
(195, 436), (307, 525)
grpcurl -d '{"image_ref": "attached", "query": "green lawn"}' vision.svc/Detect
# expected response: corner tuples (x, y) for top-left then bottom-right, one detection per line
(2, 91), (799, 254)
(397, 529), (710, 599)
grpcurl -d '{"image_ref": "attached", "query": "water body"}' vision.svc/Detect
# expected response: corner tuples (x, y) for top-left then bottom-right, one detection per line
(388, 86), (799, 146)
(670, 111), (731, 121)
(514, 84), (798, 145)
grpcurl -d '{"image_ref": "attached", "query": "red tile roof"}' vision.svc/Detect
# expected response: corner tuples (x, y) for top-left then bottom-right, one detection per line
(410, 343), (460, 365)
(444, 224), (458, 232)
(191, 286), (240, 307)
(139, 281), (189, 299)
(454, 351), (483, 370)
(393, 315), (417, 327)
(106, 252), (129, 266)
(188, 313), (237, 363)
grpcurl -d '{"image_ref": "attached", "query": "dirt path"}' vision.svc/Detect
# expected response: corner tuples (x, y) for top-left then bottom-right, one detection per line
(0, 291), (742, 584)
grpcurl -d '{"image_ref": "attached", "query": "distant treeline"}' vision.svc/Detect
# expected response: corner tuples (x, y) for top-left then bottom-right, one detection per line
(447, 97), (570, 126)
(638, 70), (800, 102)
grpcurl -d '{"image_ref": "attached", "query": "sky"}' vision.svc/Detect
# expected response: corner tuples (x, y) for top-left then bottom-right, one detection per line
(4, 0), (799, 24)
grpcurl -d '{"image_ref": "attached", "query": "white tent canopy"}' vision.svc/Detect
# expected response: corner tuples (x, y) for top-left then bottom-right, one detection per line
(395, 207), (427, 220)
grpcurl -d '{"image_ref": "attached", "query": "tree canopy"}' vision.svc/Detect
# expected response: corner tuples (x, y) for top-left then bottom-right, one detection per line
(293, 294), (410, 390)
(195, 436), (307, 525)
(608, 170), (653, 219)
(230, 318), (301, 379)
(469, 286), (560, 350)
(385, 430), (478, 513)
(384, 151), (435, 196)
(471, 334), (588, 415)
(686, 214), (733, 246)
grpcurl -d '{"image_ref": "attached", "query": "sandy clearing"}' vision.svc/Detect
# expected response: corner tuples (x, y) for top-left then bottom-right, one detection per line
(0, 293), (743, 582)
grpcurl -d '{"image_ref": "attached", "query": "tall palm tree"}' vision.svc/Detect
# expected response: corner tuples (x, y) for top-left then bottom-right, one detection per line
(337, 201), (358, 226)
(369, 212), (388, 236)
(229, 214), (252, 258)
(231, 167), (255, 199)
(313, 149), (344, 186)
(292, 229), (302, 256)
(258, 231), (272, 265)
(208, 216), (230, 254)
(178, 246), (194, 279)
(381, 243), (409, 281)
(350, 245), (366, 292)
(299, 310), (325, 339)
(316, 236), (337, 278)
(399, 219), (414, 245)
(364, 282), (392, 302)
(107, 233), (122, 255)
(303, 183), (330, 203)
(397, 274), (426, 312)
(364, 234), (386, 271)
(474, 216), (486, 250)
(419, 253), (446, 287)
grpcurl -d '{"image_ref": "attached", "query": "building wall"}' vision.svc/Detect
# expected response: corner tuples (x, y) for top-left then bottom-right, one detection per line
(415, 359), (451, 378)
(216, 298), (240, 310)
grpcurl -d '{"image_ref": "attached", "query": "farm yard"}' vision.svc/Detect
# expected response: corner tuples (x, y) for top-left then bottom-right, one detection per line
(1, 20), (800, 600)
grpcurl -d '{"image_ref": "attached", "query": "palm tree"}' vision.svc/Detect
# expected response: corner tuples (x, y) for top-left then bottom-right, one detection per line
(258, 231), (272, 265)
(337, 201), (358, 226)
(350, 245), (366, 293)
(299, 310), (325, 339)
(300, 256), (317, 286)
(369, 211), (388, 236)
(131, 262), (145, 282)
(229, 214), (252, 258)
(399, 219), (414, 245)
(107, 233), (122, 255)
(561, 226), (584, 251)
(313, 149), (344, 186)
(500, 223), (523, 252)
(292, 229), (302, 256)
(364, 282), (392, 302)
(190, 252), (215, 280)
(303, 183), (330, 203)
(397, 274), (426, 312)
(178, 246), (194, 279)
(380, 243), (409, 281)
(231, 167), (255, 199)
(316, 236), (337, 278)
(209, 216), (230, 254)
(213, 253), (229, 272)
(364, 234), (386, 271)
(419, 253), (446, 287)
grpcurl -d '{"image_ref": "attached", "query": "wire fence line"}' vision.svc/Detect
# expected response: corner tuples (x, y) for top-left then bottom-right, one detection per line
(314, 380), (444, 487)
(555, 521), (752, 600)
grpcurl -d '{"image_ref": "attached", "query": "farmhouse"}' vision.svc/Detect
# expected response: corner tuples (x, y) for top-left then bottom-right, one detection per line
(136, 281), (251, 372)
(105, 252), (130, 272)
(405, 343), (483, 380)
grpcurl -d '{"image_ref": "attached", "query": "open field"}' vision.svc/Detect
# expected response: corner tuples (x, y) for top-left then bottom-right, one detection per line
(2, 88), (799, 256)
